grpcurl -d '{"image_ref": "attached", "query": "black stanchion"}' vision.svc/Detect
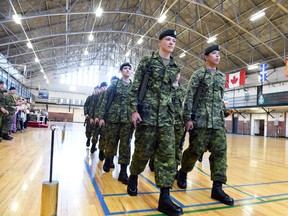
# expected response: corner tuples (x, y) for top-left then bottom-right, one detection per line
(40, 125), (59, 216)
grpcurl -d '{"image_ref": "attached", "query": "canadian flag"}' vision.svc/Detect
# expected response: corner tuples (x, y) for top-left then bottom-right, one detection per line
(225, 69), (246, 88)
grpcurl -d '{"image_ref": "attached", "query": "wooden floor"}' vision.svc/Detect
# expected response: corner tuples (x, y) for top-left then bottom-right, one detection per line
(0, 122), (288, 216)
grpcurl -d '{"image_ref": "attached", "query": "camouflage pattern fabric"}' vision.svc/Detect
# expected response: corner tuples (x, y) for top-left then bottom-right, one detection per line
(84, 95), (93, 138)
(2, 93), (16, 134)
(182, 67), (228, 184)
(172, 85), (186, 166)
(83, 95), (92, 116)
(181, 128), (227, 183)
(88, 94), (100, 143)
(129, 51), (180, 127)
(0, 91), (5, 133)
(183, 67), (226, 129)
(98, 126), (108, 152)
(130, 125), (176, 188)
(98, 79), (132, 164)
(129, 51), (180, 188)
(104, 122), (133, 165)
(98, 79), (131, 123)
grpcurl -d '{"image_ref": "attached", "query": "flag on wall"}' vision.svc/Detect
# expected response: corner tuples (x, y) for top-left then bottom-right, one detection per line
(225, 69), (246, 88)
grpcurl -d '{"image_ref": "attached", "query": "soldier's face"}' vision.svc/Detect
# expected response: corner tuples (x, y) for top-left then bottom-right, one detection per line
(121, 66), (132, 78)
(205, 50), (221, 65)
(0, 84), (3, 90)
(158, 36), (176, 53)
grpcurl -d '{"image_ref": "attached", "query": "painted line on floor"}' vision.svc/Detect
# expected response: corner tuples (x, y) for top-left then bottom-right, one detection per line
(84, 159), (110, 215)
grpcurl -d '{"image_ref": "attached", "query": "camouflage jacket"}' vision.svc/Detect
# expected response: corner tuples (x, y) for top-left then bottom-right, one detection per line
(129, 51), (180, 126)
(98, 78), (131, 123)
(172, 85), (186, 126)
(83, 95), (92, 115)
(0, 91), (5, 109)
(5, 93), (17, 113)
(94, 91), (106, 118)
(183, 66), (226, 129)
(88, 93), (100, 119)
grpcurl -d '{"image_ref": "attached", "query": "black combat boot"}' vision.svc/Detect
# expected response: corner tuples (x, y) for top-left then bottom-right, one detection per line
(211, 181), (234, 206)
(110, 156), (115, 168)
(148, 156), (154, 172)
(99, 150), (105, 161)
(103, 158), (111, 172)
(177, 169), (187, 189)
(118, 164), (128, 185)
(127, 174), (138, 196)
(90, 143), (96, 154)
(86, 138), (90, 147)
(158, 188), (183, 216)
(3, 134), (13, 140)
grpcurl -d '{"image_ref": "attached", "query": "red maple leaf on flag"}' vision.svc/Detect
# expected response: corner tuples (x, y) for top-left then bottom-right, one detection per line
(231, 76), (238, 84)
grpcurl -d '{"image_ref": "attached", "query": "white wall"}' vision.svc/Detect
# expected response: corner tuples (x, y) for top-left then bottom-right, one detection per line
(73, 108), (85, 123)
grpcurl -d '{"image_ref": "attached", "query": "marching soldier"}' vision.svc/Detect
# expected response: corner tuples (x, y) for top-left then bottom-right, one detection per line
(98, 63), (133, 184)
(83, 87), (97, 148)
(0, 81), (9, 142)
(177, 45), (234, 206)
(2, 87), (17, 140)
(88, 86), (100, 154)
(127, 29), (183, 215)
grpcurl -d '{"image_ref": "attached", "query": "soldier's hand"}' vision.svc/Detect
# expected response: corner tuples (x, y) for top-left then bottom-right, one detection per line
(94, 118), (99, 124)
(185, 120), (193, 131)
(132, 112), (142, 128)
(90, 118), (94, 125)
(85, 114), (89, 119)
(99, 119), (105, 127)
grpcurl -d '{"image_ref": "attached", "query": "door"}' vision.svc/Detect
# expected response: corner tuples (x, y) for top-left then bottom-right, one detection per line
(232, 116), (238, 134)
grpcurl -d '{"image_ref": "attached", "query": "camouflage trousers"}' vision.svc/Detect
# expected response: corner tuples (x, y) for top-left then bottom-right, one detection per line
(175, 124), (185, 166)
(98, 126), (108, 151)
(130, 124), (176, 188)
(90, 124), (100, 145)
(181, 128), (227, 183)
(105, 122), (133, 165)
(2, 113), (14, 134)
(85, 120), (92, 139)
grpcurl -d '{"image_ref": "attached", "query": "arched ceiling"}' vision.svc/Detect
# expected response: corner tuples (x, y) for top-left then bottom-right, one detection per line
(0, 0), (287, 93)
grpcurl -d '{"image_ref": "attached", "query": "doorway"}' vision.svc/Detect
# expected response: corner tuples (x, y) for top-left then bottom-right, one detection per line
(254, 119), (265, 136)
(232, 116), (238, 134)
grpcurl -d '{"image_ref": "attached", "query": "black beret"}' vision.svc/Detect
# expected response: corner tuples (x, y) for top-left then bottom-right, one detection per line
(159, 29), (177, 40)
(0, 80), (4, 84)
(204, 45), (220, 55)
(9, 86), (16, 90)
(120, 63), (131, 71)
(94, 85), (100, 89)
(100, 82), (108, 87)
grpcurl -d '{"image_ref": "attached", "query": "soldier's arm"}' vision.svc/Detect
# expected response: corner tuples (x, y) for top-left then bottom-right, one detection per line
(98, 90), (110, 120)
(83, 96), (91, 116)
(183, 72), (200, 123)
(129, 56), (149, 113)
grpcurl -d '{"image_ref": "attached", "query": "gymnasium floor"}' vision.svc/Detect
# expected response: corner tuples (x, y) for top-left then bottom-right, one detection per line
(0, 122), (287, 215)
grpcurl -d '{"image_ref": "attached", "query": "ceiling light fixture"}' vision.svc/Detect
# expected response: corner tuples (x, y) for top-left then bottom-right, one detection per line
(158, 14), (166, 23)
(247, 63), (259, 70)
(84, 50), (88, 55)
(125, 51), (131, 57)
(137, 38), (144, 44)
(95, 7), (103, 17)
(250, 9), (266, 22)
(88, 34), (94, 41)
(12, 14), (21, 24)
(179, 52), (186, 58)
(27, 42), (33, 49)
(35, 57), (39, 62)
(207, 36), (217, 43)
(40, 69), (44, 73)
(44, 75), (47, 79)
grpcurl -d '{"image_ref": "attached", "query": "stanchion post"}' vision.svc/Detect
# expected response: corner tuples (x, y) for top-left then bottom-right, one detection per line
(40, 125), (59, 216)
(61, 119), (66, 142)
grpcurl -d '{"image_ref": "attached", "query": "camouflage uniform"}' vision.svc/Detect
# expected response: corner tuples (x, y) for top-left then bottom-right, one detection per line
(172, 85), (186, 166)
(88, 93), (100, 145)
(2, 93), (16, 134)
(129, 51), (180, 188)
(181, 66), (228, 183)
(98, 78), (132, 165)
(0, 90), (5, 135)
(84, 95), (93, 139)
(96, 91), (108, 152)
